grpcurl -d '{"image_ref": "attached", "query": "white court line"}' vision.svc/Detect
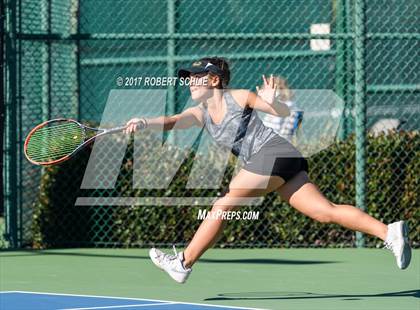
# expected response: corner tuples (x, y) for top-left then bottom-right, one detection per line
(0, 291), (18, 293)
(0, 291), (266, 310)
(59, 302), (177, 310)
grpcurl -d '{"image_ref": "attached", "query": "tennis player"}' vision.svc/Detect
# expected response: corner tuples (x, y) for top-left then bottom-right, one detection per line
(125, 57), (411, 283)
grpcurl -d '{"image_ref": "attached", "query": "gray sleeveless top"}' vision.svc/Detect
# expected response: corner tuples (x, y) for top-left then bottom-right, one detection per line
(199, 91), (278, 162)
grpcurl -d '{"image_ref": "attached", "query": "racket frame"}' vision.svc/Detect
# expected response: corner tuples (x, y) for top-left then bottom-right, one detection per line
(24, 118), (127, 166)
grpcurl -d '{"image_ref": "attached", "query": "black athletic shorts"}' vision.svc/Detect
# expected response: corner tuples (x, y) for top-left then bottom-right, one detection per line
(243, 135), (309, 182)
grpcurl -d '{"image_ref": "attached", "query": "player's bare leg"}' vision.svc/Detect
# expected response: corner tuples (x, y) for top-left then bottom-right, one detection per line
(277, 171), (411, 269)
(183, 169), (284, 268)
(149, 170), (284, 283)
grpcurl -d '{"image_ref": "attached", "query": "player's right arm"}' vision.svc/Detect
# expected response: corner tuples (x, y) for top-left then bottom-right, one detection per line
(124, 105), (204, 133)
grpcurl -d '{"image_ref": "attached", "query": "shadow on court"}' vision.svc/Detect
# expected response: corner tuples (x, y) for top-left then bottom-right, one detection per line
(0, 250), (339, 265)
(204, 289), (420, 301)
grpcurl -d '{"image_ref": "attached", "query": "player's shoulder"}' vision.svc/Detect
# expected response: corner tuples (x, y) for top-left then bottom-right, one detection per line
(228, 88), (251, 98)
(227, 89), (253, 107)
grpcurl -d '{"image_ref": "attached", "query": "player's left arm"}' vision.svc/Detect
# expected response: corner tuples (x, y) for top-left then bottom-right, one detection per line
(231, 88), (290, 117)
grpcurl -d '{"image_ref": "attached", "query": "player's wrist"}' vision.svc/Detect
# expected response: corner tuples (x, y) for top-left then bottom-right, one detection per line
(138, 117), (148, 129)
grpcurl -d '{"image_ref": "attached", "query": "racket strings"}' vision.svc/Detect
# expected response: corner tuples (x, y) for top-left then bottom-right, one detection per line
(27, 139), (83, 160)
(28, 123), (85, 138)
(26, 122), (85, 162)
(27, 127), (82, 145)
(28, 122), (97, 140)
(28, 128), (83, 151)
(27, 136), (83, 161)
(28, 142), (81, 161)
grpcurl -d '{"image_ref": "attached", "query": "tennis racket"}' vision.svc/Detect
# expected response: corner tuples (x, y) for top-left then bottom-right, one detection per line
(24, 118), (129, 166)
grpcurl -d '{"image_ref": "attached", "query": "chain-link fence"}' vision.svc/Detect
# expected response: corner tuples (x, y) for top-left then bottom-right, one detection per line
(3, 0), (419, 248)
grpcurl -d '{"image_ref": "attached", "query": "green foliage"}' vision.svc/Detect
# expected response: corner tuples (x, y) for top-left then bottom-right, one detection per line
(0, 217), (9, 249)
(32, 132), (419, 248)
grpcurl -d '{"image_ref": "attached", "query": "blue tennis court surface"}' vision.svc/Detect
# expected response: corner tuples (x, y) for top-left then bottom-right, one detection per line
(0, 292), (261, 310)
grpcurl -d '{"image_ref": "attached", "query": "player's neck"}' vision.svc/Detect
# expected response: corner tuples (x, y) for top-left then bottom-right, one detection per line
(204, 89), (224, 110)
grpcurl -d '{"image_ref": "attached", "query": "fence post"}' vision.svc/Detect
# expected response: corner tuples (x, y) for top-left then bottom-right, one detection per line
(4, 0), (18, 248)
(354, 0), (367, 248)
(71, 0), (80, 119)
(0, 0), (5, 223)
(41, 0), (51, 121)
(166, 0), (176, 143)
(335, 0), (348, 140)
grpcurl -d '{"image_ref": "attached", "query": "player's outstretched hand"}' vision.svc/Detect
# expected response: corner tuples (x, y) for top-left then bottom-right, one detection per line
(256, 74), (277, 105)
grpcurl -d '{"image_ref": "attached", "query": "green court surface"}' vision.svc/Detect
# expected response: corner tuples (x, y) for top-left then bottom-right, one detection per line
(1, 248), (419, 310)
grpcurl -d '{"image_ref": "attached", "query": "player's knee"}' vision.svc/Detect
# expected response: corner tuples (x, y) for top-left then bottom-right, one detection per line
(314, 213), (333, 224)
(313, 207), (336, 224)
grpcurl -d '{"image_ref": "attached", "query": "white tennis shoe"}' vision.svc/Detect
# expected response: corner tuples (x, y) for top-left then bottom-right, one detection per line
(149, 246), (192, 283)
(384, 221), (411, 269)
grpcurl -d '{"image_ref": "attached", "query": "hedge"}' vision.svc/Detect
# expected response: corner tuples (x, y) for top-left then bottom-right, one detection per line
(31, 131), (419, 248)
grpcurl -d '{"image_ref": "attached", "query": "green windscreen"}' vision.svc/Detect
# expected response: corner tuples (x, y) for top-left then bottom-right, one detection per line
(26, 121), (85, 163)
